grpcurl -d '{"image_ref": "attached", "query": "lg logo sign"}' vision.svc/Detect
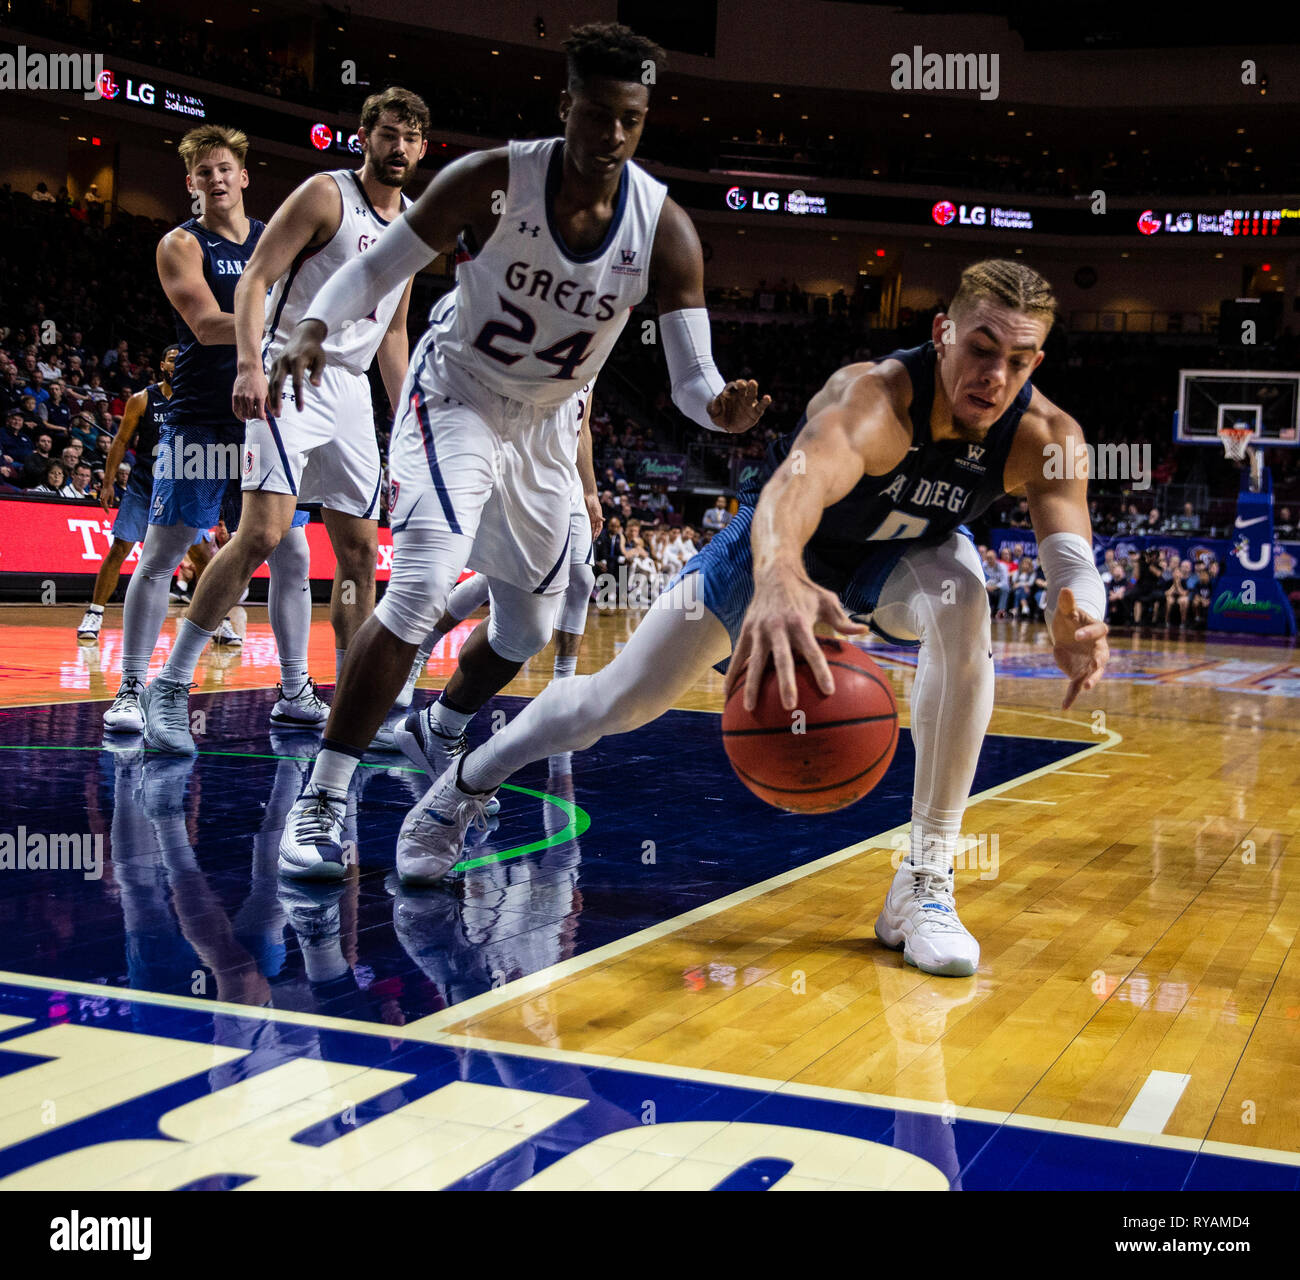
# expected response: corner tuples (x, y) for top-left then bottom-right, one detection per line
(724, 187), (782, 212)
(932, 201), (987, 226)
(98, 69), (155, 104)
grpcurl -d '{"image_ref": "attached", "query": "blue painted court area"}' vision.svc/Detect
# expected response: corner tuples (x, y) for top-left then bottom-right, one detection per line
(0, 691), (1081, 1025)
(0, 981), (1294, 1191)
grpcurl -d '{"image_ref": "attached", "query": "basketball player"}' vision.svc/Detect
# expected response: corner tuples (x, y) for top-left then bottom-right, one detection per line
(395, 261), (1111, 978)
(382, 378), (601, 764)
(78, 343), (194, 641)
(103, 126), (319, 738)
(136, 90), (429, 755)
(80, 348), (232, 652)
(274, 23), (768, 879)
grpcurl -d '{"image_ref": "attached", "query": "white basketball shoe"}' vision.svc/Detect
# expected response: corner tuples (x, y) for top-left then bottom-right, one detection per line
(875, 863), (980, 978)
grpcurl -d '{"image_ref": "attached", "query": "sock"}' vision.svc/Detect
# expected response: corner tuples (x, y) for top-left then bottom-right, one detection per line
(279, 656), (310, 696)
(429, 696), (474, 739)
(908, 799), (961, 880)
(552, 655), (578, 679)
(308, 744), (362, 799)
(335, 648), (346, 685)
(85, 603), (104, 616)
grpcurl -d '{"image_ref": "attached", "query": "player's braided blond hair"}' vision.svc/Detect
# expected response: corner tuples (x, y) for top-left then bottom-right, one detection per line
(951, 259), (1056, 327)
(177, 125), (249, 174)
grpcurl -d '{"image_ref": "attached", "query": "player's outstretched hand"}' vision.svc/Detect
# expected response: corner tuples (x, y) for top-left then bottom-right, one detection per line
(708, 379), (772, 435)
(268, 319), (328, 411)
(232, 366), (271, 423)
(1049, 586), (1109, 710)
(726, 565), (870, 713)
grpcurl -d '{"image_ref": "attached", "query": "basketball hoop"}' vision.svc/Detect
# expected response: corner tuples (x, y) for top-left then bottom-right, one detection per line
(1218, 425), (1254, 465)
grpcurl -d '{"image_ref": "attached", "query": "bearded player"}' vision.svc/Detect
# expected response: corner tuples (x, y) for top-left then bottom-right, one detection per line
(136, 89), (427, 753)
(396, 260), (1110, 978)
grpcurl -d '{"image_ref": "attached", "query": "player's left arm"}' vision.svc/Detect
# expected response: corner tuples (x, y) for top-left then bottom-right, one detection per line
(649, 198), (770, 435)
(1017, 408), (1110, 709)
(576, 385), (603, 540)
(374, 276), (414, 411)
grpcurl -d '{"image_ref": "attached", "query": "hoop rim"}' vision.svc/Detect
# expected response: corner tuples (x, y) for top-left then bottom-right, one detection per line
(1217, 424), (1255, 462)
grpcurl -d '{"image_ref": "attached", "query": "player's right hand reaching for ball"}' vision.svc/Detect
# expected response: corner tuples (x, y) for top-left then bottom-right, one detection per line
(727, 564), (869, 713)
(268, 318), (328, 412)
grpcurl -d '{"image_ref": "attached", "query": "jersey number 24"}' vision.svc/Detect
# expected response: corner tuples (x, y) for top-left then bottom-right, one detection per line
(473, 295), (593, 380)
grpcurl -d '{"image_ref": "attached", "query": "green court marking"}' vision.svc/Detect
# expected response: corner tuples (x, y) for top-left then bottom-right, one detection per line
(0, 744), (591, 872)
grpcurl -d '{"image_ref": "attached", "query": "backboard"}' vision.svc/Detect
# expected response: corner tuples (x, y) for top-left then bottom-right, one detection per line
(1175, 370), (1300, 446)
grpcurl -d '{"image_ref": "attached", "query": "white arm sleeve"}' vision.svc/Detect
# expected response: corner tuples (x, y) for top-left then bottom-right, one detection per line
(660, 308), (726, 432)
(303, 214), (433, 336)
(1038, 531), (1107, 625)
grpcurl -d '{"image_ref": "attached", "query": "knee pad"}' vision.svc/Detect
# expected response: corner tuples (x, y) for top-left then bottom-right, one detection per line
(485, 577), (561, 663)
(373, 528), (472, 643)
(556, 563), (594, 636)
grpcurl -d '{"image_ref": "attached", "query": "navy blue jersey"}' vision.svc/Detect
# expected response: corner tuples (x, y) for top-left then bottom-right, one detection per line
(752, 342), (1030, 576)
(127, 383), (171, 497)
(166, 217), (265, 427)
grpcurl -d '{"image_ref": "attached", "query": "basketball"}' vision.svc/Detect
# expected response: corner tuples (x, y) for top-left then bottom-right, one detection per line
(722, 638), (899, 813)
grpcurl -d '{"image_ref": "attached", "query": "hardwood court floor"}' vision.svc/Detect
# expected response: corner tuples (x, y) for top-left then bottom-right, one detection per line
(0, 599), (1296, 1188)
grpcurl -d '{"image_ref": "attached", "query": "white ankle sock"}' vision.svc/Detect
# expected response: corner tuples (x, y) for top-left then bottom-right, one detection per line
(908, 800), (961, 878)
(552, 655), (578, 679)
(429, 697), (473, 738)
(309, 749), (358, 799)
(279, 657), (310, 695)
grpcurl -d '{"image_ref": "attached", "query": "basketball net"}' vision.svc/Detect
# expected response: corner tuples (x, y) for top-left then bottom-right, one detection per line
(1218, 426), (1264, 492)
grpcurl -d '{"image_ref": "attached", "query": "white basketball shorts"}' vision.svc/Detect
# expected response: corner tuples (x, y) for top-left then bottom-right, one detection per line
(243, 364), (382, 519)
(385, 336), (579, 596)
